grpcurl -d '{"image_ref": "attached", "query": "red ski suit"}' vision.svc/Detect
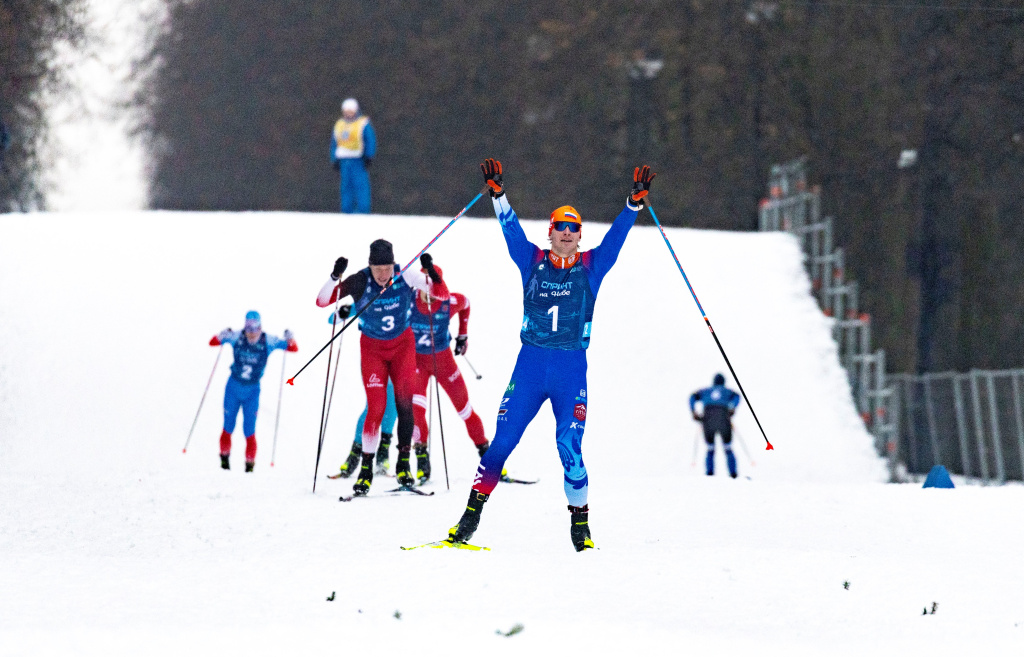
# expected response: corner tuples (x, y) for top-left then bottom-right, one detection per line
(317, 266), (448, 454)
(410, 293), (487, 448)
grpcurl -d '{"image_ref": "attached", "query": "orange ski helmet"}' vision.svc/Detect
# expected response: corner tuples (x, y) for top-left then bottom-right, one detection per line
(549, 205), (582, 235)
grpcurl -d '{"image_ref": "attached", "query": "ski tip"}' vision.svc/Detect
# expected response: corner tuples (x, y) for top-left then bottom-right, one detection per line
(286, 378), (295, 386)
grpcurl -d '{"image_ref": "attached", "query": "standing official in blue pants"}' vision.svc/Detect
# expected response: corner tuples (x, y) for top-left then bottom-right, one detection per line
(330, 98), (376, 214)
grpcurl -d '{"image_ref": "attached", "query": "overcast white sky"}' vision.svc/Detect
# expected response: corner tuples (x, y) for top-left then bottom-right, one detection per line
(42, 0), (161, 211)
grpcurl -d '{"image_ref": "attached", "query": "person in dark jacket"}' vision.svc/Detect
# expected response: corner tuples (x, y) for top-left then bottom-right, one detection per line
(690, 373), (742, 478)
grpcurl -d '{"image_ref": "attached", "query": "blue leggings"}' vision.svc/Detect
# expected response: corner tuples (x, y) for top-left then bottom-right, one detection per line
(354, 379), (397, 446)
(474, 344), (589, 507)
(223, 377), (260, 437)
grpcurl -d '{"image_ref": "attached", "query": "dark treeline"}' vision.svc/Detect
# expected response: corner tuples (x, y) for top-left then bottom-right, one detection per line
(140, 0), (1024, 374)
(0, 0), (86, 210)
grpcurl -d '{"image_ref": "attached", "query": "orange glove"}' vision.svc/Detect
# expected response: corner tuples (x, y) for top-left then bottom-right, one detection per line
(481, 158), (504, 198)
(630, 165), (656, 207)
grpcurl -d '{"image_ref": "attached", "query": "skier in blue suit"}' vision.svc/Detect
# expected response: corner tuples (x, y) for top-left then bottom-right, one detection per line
(690, 373), (742, 478)
(447, 158), (656, 551)
(209, 311), (297, 472)
(330, 98), (377, 214)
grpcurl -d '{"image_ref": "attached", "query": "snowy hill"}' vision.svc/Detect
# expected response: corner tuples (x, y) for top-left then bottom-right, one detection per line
(1, 210), (1021, 655)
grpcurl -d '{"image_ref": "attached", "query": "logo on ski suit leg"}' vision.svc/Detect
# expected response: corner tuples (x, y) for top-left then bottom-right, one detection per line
(574, 403), (587, 421)
(367, 373), (384, 389)
(558, 443), (576, 470)
(505, 380), (516, 394)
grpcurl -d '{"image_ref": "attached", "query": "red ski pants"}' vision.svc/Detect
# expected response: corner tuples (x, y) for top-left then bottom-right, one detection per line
(360, 329), (417, 454)
(412, 349), (487, 447)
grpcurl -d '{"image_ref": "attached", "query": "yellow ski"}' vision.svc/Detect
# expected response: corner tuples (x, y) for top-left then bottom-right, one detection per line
(400, 539), (490, 551)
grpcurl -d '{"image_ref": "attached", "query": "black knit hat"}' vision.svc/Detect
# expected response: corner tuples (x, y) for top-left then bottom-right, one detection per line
(369, 239), (394, 265)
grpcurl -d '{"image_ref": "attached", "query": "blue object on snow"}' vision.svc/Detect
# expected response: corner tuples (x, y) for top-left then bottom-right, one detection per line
(922, 465), (955, 489)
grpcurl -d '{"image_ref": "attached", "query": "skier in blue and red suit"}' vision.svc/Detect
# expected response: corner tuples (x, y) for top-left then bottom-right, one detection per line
(209, 311), (298, 472)
(448, 158), (656, 551)
(690, 373), (742, 478)
(316, 240), (448, 496)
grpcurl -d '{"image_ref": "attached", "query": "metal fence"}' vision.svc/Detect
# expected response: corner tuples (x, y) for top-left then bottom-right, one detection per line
(890, 370), (1024, 484)
(759, 157), (1024, 483)
(758, 158), (897, 465)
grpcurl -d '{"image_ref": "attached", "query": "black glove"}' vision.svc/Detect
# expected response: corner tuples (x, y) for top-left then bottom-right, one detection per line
(332, 160), (340, 172)
(420, 253), (442, 283)
(454, 335), (468, 355)
(363, 156), (373, 168)
(692, 412), (703, 422)
(481, 158), (504, 198)
(630, 165), (657, 208)
(331, 256), (348, 280)
(337, 304), (352, 320)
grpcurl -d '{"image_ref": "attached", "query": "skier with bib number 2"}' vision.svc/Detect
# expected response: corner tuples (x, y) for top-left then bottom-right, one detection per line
(209, 311), (298, 472)
(447, 159), (656, 551)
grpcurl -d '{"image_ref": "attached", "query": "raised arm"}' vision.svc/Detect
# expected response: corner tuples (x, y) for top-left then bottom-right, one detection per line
(401, 253), (449, 300)
(316, 257), (367, 307)
(482, 158), (542, 284)
(585, 165), (656, 294)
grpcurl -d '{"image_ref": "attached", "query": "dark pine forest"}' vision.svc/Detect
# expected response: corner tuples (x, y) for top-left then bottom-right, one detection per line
(100, 1), (1024, 373)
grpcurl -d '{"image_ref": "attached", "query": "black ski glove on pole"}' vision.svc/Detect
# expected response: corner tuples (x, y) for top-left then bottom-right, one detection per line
(332, 256), (348, 280)
(420, 253), (442, 283)
(454, 336), (468, 355)
(630, 165), (657, 208)
(481, 158), (504, 198)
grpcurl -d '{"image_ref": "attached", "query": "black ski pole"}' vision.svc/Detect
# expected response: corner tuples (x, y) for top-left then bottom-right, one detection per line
(648, 204), (774, 451)
(183, 344), (223, 454)
(460, 354), (483, 380)
(312, 307), (341, 492)
(287, 188), (487, 387)
(428, 298), (450, 490)
(321, 323), (345, 447)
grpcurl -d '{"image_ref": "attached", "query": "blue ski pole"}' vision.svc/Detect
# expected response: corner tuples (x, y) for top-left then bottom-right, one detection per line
(647, 204), (774, 451)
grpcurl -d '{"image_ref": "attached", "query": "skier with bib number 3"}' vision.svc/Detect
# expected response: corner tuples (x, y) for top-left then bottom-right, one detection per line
(446, 159), (656, 551)
(316, 240), (449, 496)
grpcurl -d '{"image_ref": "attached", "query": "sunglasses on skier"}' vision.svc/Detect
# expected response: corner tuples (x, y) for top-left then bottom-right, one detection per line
(551, 221), (581, 233)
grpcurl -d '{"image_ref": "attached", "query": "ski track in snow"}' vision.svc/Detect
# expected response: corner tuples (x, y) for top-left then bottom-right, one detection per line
(1, 212), (1021, 655)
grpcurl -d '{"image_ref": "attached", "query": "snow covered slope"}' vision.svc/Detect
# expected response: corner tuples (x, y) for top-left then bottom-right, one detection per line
(2, 211), (1020, 655)
(0, 210), (882, 482)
